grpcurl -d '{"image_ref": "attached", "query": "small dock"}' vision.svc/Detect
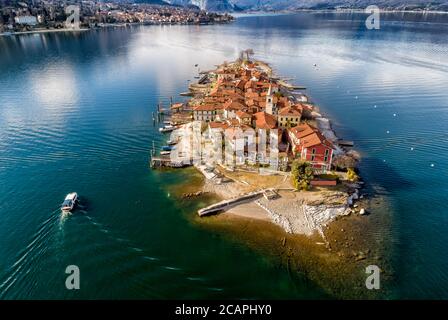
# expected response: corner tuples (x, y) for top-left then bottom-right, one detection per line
(338, 140), (354, 147)
(278, 80), (306, 90)
(150, 156), (191, 168)
(198, 189), (266, 216)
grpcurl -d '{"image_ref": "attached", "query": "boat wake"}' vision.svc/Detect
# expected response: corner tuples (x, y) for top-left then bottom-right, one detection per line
(0, 209), (60, 298)
(0, 206), (208, 298)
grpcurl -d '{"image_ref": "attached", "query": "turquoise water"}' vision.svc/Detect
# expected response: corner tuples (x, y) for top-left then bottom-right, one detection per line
(0, 12), (447, 299)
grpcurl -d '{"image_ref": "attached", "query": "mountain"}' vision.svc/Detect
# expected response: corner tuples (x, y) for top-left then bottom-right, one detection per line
(164, 0), (239, 11)
(133, 0), (169, 4)
(133, 0), (448, 12)
(231, 0), (448, 11)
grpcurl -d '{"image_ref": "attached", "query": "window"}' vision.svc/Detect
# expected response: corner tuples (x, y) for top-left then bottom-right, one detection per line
(312, 148), (316, 154)
(324, 149), (330, 162)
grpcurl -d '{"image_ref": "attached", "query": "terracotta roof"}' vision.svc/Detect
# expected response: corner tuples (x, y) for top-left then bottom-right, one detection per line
(301, 131), (334, 149)
(235, 80), (246, 90)
(245, 92), (259, 99)
(224, 100), (246, 111)
(225, 125), (254, 140)
(227, 119), (240, 126)
(278, 106), (302, 117)
(170, 103), (183, 109)
(236, 110), (251, 118)
(208, 121), (229, 129)
(289, 123), (334, 149)
(254, 111), (277, 130)
(216, 69), (237, 75)
(194, 105), (216, 111)
(289, 123), (318, 139)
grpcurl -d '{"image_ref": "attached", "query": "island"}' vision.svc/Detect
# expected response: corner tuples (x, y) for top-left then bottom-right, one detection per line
(153, 52), (365, 242)
(150, 53), (387, 298)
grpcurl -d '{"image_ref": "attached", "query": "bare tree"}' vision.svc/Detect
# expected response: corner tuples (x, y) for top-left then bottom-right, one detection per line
(238, 50), (245, 61)
(245, 48), (254, 60)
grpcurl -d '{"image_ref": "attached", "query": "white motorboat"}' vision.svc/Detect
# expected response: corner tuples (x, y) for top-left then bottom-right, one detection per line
(61, 192), (78, 212)
(159, 125), (176, 133)
(167, 139), (178, 145)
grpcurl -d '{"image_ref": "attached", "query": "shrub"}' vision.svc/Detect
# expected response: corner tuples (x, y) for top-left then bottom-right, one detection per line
(291, 160), (314, 191)
(347, 168), (359, 182)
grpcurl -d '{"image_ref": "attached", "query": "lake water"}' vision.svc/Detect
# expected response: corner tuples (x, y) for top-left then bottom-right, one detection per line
(0, 12), (447, 299)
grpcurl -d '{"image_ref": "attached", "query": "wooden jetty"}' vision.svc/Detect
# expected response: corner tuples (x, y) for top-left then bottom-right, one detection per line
(150, 156), (191, 168)
(338, 140), (355, 147)
(197, 189), (266, 217)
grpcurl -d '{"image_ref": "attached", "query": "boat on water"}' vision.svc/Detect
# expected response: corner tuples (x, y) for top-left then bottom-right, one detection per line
(161, 145), (174, 151)
(159, 125), (176, 133)
(167, 139), (177, 145)
(160, 151), (171, 155)
(61, 192), (78, 212)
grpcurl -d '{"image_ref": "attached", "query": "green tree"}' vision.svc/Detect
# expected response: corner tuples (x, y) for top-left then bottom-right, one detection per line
(291, 160), (314, 191)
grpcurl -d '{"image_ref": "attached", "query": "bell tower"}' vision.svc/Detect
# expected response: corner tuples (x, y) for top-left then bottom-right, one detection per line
(266, 85), (277, 115)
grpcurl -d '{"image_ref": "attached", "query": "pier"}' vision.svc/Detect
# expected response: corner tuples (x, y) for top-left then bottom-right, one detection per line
(338, 140), (355, 147)
(150, 156), (191, 168)
(198, 189), (267, 216)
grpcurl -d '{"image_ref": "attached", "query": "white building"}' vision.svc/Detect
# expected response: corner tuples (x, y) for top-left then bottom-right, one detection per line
(193, 105), (217, 122)
(14, 15), (38, 26)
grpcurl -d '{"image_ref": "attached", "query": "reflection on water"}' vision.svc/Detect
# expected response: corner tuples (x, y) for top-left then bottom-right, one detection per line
(0, 12), (447, 299)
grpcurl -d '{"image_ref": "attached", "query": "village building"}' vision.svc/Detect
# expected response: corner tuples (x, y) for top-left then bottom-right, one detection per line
(265, 86), (278, 116)
(236, 110), (252, 125)
(170, 102), (184, 113)
(193, 105), (218, 122)
(253, 111), (277, 130)
(288, 123), (334, 172)
(278, 105), (302, 128)
(186, 60), (337, 173)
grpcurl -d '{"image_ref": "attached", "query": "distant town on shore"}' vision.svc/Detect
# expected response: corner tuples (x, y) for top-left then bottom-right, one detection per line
(0, 1), (234, 34)
(2, 0), (448, 36)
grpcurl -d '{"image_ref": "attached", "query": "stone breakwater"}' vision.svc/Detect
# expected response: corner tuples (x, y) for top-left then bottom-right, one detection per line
(255, 200), (293, 234)
(253, 187), (362, 238)
(303, 204), (350, 239)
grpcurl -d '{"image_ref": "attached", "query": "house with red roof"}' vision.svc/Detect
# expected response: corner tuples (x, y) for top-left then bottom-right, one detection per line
(223, 100), (246, 119)
(253, 111), (277, 130)
(288, 123), (334, 171)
